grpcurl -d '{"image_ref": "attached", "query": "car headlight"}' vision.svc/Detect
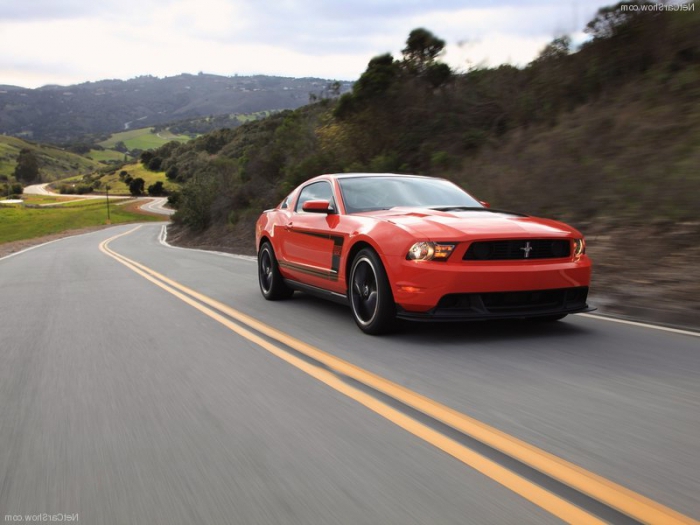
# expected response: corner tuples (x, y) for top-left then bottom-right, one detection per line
(573, 238), (586, 258)
(406, 242), (456, 261)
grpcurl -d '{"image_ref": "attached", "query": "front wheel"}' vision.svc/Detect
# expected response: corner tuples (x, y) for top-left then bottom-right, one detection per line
(258, 242), (293, 300)
(348, 248), (396, 335)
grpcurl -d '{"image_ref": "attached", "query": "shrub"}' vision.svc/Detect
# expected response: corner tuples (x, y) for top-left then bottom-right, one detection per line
(167, 191), (181, 209)
(165, 166), (179, 180)
(58, 184), (92, 195)
(148, 157), (163, 171)
(148, 181), (165, 196)
(129, 178), (145, 196)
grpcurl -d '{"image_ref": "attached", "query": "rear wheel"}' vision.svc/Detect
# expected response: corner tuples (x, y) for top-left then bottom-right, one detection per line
(258, 242), (293, 300)
(349, 248), (396, 335)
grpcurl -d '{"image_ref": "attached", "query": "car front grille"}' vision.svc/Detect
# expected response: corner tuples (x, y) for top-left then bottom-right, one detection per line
(435, 287), (589, 316)
(463, 239), (571, 260)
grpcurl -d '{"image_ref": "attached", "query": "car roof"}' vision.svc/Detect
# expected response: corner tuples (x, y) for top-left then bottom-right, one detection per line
(318, 173), (437, 180)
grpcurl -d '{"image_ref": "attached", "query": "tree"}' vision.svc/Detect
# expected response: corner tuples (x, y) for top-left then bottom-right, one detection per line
(67, 143), (91, 154)
(584, 1), (654, 40)
(148, 181), (165, 196)
(147, 157), (162, 171)
(129, 177), (145, 196)
(14, 148), (40, 183)
(165, 166), (179, 181)
(140, 151), (154, 166)
(402, 28), (446, 74)
(534, 36), (571, 63)
(1, 182), (23, 197)
(354, 53), (399, 99)
(425, 62), (452, 88)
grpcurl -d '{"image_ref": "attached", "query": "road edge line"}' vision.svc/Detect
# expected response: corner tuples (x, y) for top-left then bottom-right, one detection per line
(579, 313), (699, 338)
(158, 224), (256, 261)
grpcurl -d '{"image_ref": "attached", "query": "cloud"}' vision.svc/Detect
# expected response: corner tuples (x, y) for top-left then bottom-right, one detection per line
(0, 0), (613, 88)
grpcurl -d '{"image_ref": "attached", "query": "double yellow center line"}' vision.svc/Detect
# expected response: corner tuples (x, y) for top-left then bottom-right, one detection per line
(100, 226), (698, 525)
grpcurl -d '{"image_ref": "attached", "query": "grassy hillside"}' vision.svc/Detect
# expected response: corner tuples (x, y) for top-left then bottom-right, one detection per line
(52, 161), (179, 196)
(98, 127), (191, 151)
(0, 199), (164, 244)
(156, 2), (700, 327)
(99, 163), (178, 196)
(87, 149), (126, 163)
(454, 81), (700, 224)
(0, 136), (101, 181)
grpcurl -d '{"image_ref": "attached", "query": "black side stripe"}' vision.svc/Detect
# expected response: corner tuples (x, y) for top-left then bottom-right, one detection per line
(288, 230), (345, 280)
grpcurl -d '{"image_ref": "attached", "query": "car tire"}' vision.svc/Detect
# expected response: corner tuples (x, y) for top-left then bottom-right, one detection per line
(258, 242), (293, 300)
(349, 248), (396, 335)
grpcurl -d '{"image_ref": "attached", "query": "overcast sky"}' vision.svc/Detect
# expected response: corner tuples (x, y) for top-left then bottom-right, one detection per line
(1, 0), (615, 89)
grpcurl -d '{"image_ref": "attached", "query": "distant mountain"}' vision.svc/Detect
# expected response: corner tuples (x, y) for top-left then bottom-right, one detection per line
(0, 74), (351, 144)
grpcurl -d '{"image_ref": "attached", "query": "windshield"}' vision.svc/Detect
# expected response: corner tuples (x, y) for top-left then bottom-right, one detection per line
(338, 176), (483, 214)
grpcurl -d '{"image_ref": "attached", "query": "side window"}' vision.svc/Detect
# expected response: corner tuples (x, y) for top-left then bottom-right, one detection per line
(280, 193), (292, 209)
(295, 181), (335, 213)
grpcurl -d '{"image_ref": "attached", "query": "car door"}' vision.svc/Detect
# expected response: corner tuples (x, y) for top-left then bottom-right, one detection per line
(280, 180), (345, 292)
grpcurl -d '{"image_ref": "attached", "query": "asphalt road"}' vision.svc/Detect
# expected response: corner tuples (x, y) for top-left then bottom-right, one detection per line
(0, 223), (698, 524)
(22, 185), (170, 215)
(22, 183), (53, 196)
(136, 197), (175, 216)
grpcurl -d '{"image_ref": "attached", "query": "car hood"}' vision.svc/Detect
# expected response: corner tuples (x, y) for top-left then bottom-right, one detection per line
(362, 208), (580, 239)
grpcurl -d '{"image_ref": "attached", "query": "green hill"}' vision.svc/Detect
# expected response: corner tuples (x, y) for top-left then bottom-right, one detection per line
(0, 136), (101, 181)
(98, 127), (191, 151)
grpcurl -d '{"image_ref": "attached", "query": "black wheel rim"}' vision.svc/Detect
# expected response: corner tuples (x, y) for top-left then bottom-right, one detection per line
(351, 259), (378, 325)
(260, 249), (273, 293)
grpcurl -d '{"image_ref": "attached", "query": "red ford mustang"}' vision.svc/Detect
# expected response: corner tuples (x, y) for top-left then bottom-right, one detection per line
(255, 173), (593, 334)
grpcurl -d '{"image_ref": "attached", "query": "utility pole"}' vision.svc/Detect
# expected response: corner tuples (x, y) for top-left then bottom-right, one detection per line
(106, 185), (111, 224)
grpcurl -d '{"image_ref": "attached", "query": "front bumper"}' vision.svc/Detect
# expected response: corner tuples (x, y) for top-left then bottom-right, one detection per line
(389, 255), (593, 319)
(396, 286), (594, 321)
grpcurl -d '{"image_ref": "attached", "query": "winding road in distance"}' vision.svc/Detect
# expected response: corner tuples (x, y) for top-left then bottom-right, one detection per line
(21, 183), (174, 216)
(1, 223), (698, 524)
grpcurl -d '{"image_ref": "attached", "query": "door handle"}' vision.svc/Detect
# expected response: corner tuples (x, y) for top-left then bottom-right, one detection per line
(285, 222), (293, 231)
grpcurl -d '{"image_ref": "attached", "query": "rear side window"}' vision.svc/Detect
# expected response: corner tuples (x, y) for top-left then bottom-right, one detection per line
(280, 194), (292, 209)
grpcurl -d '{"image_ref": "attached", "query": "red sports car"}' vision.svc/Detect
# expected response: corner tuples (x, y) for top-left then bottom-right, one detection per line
(255, 173), (593, 334)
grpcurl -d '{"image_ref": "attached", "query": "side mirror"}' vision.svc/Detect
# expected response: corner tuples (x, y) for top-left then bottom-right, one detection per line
(479, 200), (491, 208)
(302, 199), (335, 214)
